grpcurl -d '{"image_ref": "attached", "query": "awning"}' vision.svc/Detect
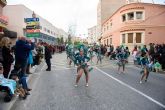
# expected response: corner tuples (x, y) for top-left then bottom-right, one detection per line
(3, 29), (17, 38)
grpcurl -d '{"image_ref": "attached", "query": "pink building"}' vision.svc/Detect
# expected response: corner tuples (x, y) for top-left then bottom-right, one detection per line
(101, 3), (165, 49)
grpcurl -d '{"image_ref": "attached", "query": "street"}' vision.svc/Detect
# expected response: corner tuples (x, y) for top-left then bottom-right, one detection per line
(0, 53), (164, 110)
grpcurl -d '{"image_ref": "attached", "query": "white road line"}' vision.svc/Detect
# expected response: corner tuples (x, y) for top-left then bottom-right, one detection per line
(95, 67), (165, 109)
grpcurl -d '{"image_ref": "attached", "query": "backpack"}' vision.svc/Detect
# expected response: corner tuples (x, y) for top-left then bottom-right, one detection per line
(0, 47), (3, 62)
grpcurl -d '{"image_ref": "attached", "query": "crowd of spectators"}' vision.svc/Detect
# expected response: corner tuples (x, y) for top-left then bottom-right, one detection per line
(0, 36), (65, 102)
(132, 44), (165, 72)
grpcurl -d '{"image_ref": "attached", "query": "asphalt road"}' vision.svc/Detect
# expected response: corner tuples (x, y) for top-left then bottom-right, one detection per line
(1, 53), (165, 110)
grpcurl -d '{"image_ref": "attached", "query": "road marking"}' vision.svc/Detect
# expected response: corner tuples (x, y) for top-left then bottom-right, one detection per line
(95, 67), (165, 109)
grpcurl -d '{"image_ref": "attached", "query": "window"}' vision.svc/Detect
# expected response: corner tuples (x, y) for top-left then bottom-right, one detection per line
(128, 33), (133, 43)
(136, 12), (143, 19)
(136, 33), (142, 43)
(104, 27), (106, 32)
(110, 22), (112, 26)
(127, 12), (134, 20)
(44, 27), (46, 31)
(122, 34), (126, 43)
(122, 14), (126, 22)
(107, 25), (109, 30)
(110, 38), (112, 44)
(47, 29), (50, 33)
(107, 39), (109, 45)
(40, 26), (42, 30)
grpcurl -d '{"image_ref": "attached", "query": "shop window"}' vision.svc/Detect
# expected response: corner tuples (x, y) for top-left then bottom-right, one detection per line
(136, 12), (143, 19)
(122, 34), (126, 43)
(122, 14), (126, 22)
(136, 33), (142, 43)
(127, 12), (134, 20)
(128, 33), (133, 43)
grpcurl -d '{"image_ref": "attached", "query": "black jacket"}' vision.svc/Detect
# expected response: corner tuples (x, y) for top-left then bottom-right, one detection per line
(45, 46), (52, 60)
(2, 46), (14, 64)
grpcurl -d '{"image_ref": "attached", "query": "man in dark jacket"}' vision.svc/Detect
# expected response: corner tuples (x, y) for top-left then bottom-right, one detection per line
(44, 43), (52, 71)
(13, 37), (34, 94)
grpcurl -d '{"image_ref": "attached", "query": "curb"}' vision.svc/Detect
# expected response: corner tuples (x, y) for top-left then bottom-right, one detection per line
(0, 63), (44, 110)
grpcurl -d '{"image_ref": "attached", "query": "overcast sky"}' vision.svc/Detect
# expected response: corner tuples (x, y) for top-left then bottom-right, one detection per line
(7, 0), (165, 38)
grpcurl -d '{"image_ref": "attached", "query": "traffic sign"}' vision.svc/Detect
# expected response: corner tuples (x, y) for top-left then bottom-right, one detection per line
(25, 18), (39, 22)
(26, 25), (40, 29)
(26, 33), (40, 38)
(26, 29), (40, 33)
(26, 21), (39, 26)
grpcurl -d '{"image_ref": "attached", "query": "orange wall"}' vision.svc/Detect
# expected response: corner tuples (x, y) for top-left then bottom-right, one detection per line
(101, 3), (165, 48)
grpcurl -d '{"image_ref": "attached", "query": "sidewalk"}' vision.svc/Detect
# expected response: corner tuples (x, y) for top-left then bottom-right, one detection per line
(0, 64), (39, 110)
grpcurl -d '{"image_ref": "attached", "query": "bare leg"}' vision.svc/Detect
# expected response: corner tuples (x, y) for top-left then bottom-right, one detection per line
(76, 68), (84, 84)
(123, 64), (125, 73)
(84, 68), (89, 84)
(141, 68), (147, 82)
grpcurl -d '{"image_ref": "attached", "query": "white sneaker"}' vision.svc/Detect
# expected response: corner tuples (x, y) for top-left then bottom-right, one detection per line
(140, 81), (142, 84)
(74, 84), (78, 87)
(86, 83), (89, 87)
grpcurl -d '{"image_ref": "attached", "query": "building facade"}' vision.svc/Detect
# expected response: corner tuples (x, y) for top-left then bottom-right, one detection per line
(88, 25), (97, 44)
(97, 0), (126, 40)
(3, 5), (68, 44)
(0, 0), (17, 42)
(101, 3), (165, 49)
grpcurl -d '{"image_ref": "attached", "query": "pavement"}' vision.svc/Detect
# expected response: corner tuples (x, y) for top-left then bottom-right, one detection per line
(1, 53), (165, 110)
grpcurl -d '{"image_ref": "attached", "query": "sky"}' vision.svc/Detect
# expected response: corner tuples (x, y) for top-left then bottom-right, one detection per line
(7, 0), (165, 38)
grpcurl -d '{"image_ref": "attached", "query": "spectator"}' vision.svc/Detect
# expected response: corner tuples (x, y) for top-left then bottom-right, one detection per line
(26, 50), (33, 74)
(132, 46), (137, 64)
(14, 37), (34, 94)
(44, 44), (52, 71)
(0, 37), (14, 78)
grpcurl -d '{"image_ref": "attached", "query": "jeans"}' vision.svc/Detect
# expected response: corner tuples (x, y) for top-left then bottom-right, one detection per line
(19, 76), (28, 90)
(14, 59), (28, 77)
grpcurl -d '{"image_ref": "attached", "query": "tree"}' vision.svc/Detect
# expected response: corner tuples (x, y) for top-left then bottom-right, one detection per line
(60, 37), (64, 44)
(57, 37), (60, 44)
